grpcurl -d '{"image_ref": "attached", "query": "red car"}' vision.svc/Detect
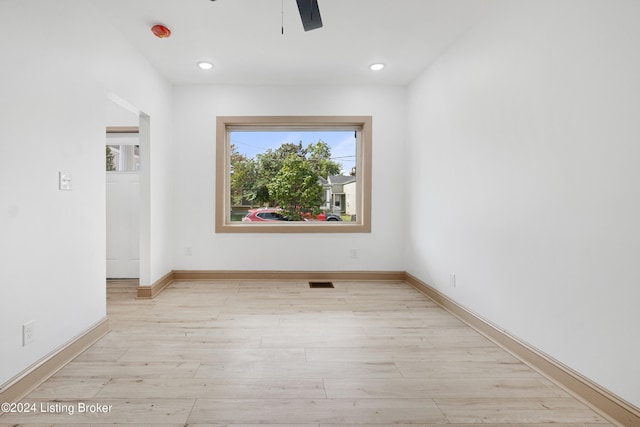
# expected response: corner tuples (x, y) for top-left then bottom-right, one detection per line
(309, 211), (342, 221)
(242, 208), (290, 222)
(242, 208), (342, 222)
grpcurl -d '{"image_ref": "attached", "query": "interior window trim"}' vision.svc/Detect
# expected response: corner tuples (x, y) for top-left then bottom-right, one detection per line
(215, 115), (372, 233)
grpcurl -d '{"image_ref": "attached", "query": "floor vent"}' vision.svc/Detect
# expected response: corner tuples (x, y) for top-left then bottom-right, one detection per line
(309, 281), (334, 288)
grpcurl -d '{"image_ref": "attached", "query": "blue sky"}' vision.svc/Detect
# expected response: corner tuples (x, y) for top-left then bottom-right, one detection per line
(230, 130), (356, 175)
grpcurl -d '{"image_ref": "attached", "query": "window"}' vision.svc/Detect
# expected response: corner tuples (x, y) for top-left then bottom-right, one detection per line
(106, 127), (140, 172)
(106, 145), (140, 172)
(216, 116), (372, 233)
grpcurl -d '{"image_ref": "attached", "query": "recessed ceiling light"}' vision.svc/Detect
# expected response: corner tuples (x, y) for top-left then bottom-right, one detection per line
(197, 61), (214, 70)
(369, 63), (385, 71)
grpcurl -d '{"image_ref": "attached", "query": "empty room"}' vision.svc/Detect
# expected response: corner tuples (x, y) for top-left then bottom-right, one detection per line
(1, 0), (639, 426)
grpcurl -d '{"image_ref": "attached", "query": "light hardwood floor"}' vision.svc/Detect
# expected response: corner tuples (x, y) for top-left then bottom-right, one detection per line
(0, 279), (613, 426)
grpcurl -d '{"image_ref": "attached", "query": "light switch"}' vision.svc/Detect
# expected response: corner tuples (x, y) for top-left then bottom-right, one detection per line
(59, 172), (72, 190)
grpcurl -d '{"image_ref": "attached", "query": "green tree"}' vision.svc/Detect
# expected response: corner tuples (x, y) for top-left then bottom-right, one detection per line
(253, 142), (306, 206)
(251, 140), (341, 207)
(307, 140), (342, 178)
(267, 154), (324, 220)
(106, 146), (116, 171)
(229, 144), (257, 205)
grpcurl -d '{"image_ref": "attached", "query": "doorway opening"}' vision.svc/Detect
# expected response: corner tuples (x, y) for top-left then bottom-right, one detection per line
(105, 94), (149, 286)
(106, 126), (140, 279)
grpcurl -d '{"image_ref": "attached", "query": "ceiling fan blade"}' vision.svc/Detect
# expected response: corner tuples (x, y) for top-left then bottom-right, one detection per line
(296, 0), (323, 31)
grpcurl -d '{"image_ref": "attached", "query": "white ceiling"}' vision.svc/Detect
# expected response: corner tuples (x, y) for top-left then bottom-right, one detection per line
(93, 0), (499, 86)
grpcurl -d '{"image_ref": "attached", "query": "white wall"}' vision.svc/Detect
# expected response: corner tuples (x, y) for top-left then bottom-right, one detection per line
(0, 0), (173, 387)
(172, 85), (406, 272)
(406, 0), (640, 407)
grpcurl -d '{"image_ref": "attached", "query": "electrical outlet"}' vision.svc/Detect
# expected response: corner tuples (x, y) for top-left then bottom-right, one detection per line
(450, 273), (456, 288)
(23, 321), (35, 346)
(185, 246), (192, 256)
(350, 248), (358, 259)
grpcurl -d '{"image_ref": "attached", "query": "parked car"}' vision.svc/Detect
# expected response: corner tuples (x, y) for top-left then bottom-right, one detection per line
(314, 211), (342, 221)
(242, 207), (342, 222)
(242, 208), (290, 222)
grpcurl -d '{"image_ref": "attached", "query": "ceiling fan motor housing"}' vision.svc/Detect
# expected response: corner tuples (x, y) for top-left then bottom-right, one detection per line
(296, 0), (323, 31)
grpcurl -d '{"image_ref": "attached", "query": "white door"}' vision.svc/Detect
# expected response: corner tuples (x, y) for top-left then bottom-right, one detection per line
(106, 172), (139, 278)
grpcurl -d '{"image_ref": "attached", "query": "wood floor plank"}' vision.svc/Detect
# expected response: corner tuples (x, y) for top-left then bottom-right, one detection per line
(118, 347), (307, 363)
(260, 335), (436, 349)
(363, 325), (479, 337)
(434, 397), (613, 424)
(55, 361), (200, 379)
(26, 377), (111, 399)
(305, 347), (498, 363)
(394, 359), (540, 379)
(261, 326), (367, 337)
(324, 378), (567, 399)
(188, 398), (446, 424)
(71, 347), (129, 363)
(95, 378), (327, 399)
(194, 360), (403, 379)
